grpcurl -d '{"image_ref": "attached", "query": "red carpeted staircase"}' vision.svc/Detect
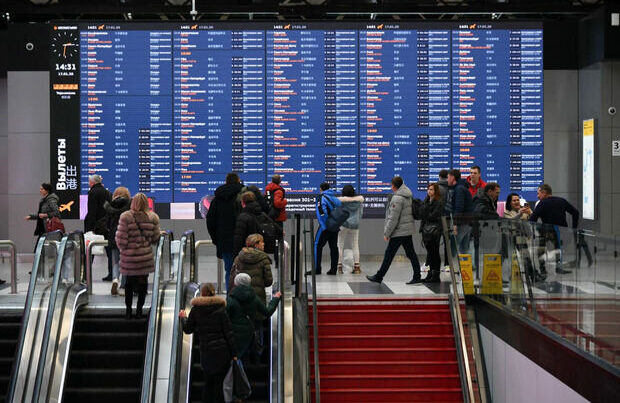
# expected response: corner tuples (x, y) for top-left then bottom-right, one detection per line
(309, 298), (464, 402)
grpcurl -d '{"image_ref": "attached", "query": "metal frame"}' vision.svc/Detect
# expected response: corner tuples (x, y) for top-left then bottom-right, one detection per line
(0, 240), (18, 294)
(84, 239), (108, 294)
(195, 239), (224, 293)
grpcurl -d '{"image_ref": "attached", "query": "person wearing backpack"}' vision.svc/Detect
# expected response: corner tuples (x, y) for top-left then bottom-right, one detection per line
(233, 192), (262, 258)
(265, 175), (287, 225)
(337, 185), (364, 274)
(247, 185), (269, 214)
(366, 176), (422, 285)
(314, 182), (341, 275)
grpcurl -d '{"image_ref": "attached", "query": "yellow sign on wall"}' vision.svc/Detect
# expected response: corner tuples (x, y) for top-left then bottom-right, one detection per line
(459, 254), (474, 295)
(482, 254), (503, 294)
(583, 118), (594, 136)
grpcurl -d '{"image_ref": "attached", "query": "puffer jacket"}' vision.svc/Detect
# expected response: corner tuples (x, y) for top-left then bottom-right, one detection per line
(384, 184), (415, 238)
(446, 179), (473, 216)
(206, 183), (243, 258)
(181, 296), (236, 374)
(473, 192), (499, 219)
(316, 189), (340, 230)
(104, 197), (131, 246)
(116, 210), (161, 276)
(339, 195), (364, 230)
(29, 193), (61, 236)
(227, 285), (280, 355)
(233, 247), (273, 307)
(233, 201), (263, 257)
(264, 182), (287, 222)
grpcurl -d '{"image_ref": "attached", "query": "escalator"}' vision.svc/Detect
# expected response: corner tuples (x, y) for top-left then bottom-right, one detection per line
(62, 308), (148, 402)
(0, 312), (21, 401)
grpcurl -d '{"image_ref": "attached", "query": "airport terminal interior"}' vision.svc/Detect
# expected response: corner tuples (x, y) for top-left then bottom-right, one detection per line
(0, 0), (619, 402)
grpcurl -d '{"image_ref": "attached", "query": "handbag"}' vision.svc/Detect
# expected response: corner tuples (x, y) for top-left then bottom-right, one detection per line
(421, 222), (441, 242)
(223, 359), (251, 402)
(46, 217), (66, 233)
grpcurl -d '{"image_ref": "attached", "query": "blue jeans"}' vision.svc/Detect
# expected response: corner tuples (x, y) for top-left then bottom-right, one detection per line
(222, 252), (233, 292)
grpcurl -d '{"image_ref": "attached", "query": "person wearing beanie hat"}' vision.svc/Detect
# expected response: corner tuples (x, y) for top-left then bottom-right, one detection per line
(227, 274), (281, 360)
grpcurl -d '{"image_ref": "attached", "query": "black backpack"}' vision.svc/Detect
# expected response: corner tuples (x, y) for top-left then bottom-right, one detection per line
(266, 187), (285, 220)
(254, 212), (283, 254)
(411, 198), (424, 220)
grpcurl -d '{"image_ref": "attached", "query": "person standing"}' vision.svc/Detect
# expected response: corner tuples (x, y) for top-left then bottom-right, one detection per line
(366, 177), (421, 284)
(265, 175), (287, 266)
(446, 169), (474, 256)
(115, 193), (160, 319)
(103, 186), (131, 295)
(84, 174), (113, 281)
(231, 234), (273, 308)
(337, 185), (364, 274)
(466, 165), (486, 198)
(314, 182), (341, 275)
(529, 184), (579, 275)
(179, 283), (237, 403)
(232, 192), (262, 259)
(473, 182), (501, 219)
(419, 183), (444, 283)
(207, 173), (244, 291)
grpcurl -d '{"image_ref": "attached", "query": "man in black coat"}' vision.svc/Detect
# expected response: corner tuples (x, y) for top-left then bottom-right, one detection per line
(473, 182), (500, 219)
(84, 174), (112, 280)
(207, 173), (244, 291)
(233, 192), (263, 257)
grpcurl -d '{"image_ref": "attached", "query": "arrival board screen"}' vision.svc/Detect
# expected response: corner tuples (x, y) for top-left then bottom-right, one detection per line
(50, 22), (543, 219)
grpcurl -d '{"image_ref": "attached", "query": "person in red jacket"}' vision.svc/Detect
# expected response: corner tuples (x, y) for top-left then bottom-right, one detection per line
(467, 165), (487, 198)
(265, 175), (287, 225)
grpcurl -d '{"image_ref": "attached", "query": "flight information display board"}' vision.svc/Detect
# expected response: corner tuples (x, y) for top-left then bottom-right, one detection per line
(50, 22), (543, 219)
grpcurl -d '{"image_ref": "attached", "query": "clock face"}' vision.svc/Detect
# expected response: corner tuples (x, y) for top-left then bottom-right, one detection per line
(51, 31), (79, 59)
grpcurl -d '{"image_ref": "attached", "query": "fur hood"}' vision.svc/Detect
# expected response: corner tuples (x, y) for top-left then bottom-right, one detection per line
(191, 295), (227, 307)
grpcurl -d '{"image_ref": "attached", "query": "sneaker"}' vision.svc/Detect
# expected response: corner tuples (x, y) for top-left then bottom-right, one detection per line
(111, 279), (119, 295)
(337, 263), (343, 274)
(118, 289), (125, 297)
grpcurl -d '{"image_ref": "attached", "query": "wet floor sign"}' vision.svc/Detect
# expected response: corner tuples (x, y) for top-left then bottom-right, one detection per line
(459, 254), (474, 295)
(482, 254), (502, 294)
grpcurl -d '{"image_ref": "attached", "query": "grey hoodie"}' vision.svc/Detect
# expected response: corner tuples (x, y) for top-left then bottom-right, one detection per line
(384, 184), (415, 238)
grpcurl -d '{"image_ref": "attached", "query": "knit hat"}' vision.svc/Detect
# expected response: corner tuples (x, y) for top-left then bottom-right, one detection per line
(234, 273), (251, 287)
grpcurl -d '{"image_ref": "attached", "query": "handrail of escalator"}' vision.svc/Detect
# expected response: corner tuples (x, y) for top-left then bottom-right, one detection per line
(140, 230), (172, 403)
(6, 230), (63, 402)
(84, 239), (109, 294)
(0, 240), (18, 294)
(32, 230), (85, 401)
(441, 217), (477, 403)
(167, 230), (196, 402)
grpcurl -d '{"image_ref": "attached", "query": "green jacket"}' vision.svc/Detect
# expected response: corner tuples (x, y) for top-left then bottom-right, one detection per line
(226, 285), (280, 355)
(232, 247), (273, 305)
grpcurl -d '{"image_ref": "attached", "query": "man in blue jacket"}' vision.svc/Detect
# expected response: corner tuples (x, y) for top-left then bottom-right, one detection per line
(315, 182), (340, 275)
(446, 169), (474, 259)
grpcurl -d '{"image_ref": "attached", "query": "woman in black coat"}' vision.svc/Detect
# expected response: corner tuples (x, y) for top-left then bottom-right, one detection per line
(419, 183), (445, 283)
(180, 283), (237, 403)
(24, 182), (61, 237)
(232, 192), (263, 258)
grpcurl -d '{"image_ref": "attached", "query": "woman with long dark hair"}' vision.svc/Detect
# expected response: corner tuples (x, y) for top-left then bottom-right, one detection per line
(419, 183), (444, 283)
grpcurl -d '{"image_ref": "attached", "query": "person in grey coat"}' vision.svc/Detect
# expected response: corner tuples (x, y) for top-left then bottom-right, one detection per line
(337, 185), (364, 274)
(367, 177), (422, 284)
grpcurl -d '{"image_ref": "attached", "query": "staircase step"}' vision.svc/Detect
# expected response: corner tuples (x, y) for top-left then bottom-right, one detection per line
(315, 374), (462, 389)
(312, 387), (464, 402)
(310, 334), (456, 349)
(310, 348), (457, 362)
(319, 361), (459, 376)
(313, 322), (454, 336)
(309, 309), (452, 323)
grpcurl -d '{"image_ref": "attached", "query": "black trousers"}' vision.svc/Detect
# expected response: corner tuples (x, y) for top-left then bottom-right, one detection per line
(125, 275), (147, 311)
(376, 235), (421, 280)
(315, 228), (339, 274)
(203, 371), (226, 403)
(424, 237), (441, 274)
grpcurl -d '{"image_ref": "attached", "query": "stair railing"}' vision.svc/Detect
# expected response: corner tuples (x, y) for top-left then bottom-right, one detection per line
(140, 230), (172, 403)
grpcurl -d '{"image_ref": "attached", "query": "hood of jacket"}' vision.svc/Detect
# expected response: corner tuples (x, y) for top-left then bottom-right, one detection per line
(265, 182), (284, 193)
(191, 295), (226, 307)
(322, 189), (338, 200)
(214, 183), (243, 201)
(242, 201), (263, 216)
(394, 184), (413, 199)
(239, 246), (270, 265)
(230, 284), (255, 303)
(105, 197), (131, 213)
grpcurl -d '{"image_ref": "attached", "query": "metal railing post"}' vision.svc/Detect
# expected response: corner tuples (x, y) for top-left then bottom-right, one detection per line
(195, 239), (223, 290)
(0, 241), (17, 294)
(85, 240), (108, 295)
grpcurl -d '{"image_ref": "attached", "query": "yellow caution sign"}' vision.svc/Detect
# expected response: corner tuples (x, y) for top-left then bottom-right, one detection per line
(459, 254), (474, 295)
(510, 253), (523, 295)
(482, 254), (503, 294)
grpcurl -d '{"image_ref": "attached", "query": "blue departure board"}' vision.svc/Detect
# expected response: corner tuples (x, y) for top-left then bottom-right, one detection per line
(50, 22), (543, 219)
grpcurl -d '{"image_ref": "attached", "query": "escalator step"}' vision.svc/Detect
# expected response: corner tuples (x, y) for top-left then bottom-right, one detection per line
(69, 350), (145, 369)
(71, 332), (147, 350)
(63, 387), (141, 402)
(66, 368), (142, 387)
(73, 317), (148, 333)
(0, 340), (17, 357)
(0, 323), (21, 339)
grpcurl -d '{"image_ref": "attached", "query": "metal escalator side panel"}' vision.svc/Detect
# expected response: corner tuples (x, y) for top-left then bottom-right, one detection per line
(47, 285), (88, 403)
(177, 283), (199, 403)
(151, 281), (177, 402)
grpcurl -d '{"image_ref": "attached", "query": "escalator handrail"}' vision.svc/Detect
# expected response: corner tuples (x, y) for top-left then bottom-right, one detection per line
(141, 231), (171, 403)
(167, 230), (195, 402)
(33, 230), (85, 401)
(441, 217), (477, 403)
(6, 231), (63, 402)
